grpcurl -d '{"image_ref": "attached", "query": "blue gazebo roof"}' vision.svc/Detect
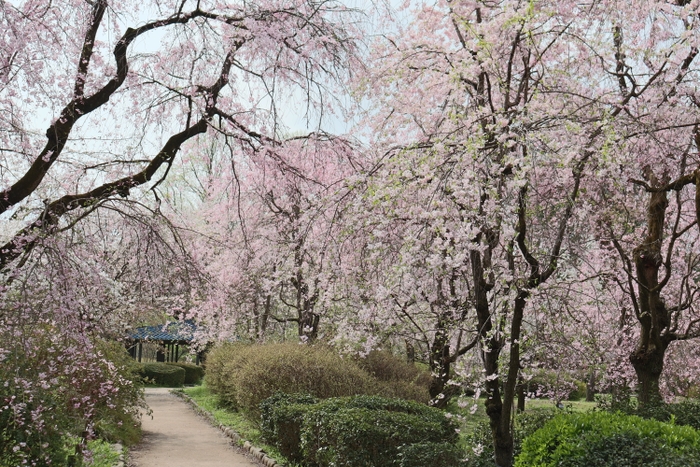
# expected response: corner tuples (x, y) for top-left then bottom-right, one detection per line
(127, 320), (197, 343)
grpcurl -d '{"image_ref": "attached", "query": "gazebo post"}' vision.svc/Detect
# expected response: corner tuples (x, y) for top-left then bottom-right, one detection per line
(137, 342), (142, 363)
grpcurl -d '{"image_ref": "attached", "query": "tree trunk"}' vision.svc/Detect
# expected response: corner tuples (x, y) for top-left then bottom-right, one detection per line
(585, 369), (596, 402)
(516, 381), (526, 412)
(471, 248), (515, 467)
(630, 344), (666, 406)
(428, 324), (456, 408)
(631, 169), (670, 407)
(405, 339), (416, 363)
(298, 310), (319, 341)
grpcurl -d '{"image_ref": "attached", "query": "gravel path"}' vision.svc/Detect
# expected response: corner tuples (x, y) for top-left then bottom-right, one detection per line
(128, 388), (262, 467)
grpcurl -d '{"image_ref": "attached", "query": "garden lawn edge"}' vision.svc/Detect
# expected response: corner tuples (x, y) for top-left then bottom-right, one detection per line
(111, 443), (126, 467)
(172, 390), (284, 467)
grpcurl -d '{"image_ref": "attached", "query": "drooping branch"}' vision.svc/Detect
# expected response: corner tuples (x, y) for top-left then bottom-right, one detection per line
(0, 45), (242, 273)
(0, 7), (245, 215)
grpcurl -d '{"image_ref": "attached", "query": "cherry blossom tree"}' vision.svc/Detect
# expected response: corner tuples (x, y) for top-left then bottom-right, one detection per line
(0, 0), (360, 462)
(0, 0), (359, 276)
(593, 130), (700, 405)
(170, 132), (362, 342)
(354, 0), (700, 465)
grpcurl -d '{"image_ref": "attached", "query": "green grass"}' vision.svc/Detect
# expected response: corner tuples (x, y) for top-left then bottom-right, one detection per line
(448, 396), (597, 434)
(182, 384), (294, 466)
(86, 439), (121, 467)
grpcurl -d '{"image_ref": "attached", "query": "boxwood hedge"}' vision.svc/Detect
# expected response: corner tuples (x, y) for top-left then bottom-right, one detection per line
(140, 363), (185, 387)
(166, 362), (204, 385)
(260, 393), (461, 467)
(260, 393), (319, 462)
(516, 411), (700, 467)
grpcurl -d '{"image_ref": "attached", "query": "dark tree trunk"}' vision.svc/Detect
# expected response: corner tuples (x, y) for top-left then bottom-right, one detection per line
(585, 370), (596, 402)
(298, 310), (319, 341)
(428, 323), (457, 408)
(471, 248), (515, 467)
(631, 171), (671, 407)
(516, 381), (526, 412)
(630, 344), (666, 406)
(405, 339), (416, 364)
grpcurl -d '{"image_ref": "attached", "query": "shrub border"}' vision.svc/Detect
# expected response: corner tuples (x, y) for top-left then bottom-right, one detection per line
(172, 390), (285, 467)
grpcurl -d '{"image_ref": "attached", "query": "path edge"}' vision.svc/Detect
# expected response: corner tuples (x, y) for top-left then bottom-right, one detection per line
(172, 390), (286, 467)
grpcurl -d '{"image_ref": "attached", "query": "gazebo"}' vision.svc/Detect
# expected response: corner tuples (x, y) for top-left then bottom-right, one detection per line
(127, 319), (203, 365)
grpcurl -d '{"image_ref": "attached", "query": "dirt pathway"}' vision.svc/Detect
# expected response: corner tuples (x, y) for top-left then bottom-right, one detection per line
(128, 388), (262, 467)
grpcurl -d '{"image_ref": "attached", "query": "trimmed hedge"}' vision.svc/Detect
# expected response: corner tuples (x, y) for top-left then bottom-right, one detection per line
(260, 393), (319, 462)
(140, 363), (185, 387)
(166, 362), (204, 385)
(207, 343), (413, 415)
(260, 394), (460, 467)
(516, 411), (700, 467)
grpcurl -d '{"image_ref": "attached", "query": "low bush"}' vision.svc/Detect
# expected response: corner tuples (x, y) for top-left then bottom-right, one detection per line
(299, 395), (459, 467)
(203, 342), (251, 409)
(354, 350), (432, 403)
(206, 343), (378, 415)
(167, 362), (204, 385)
(523, 369), (581, 401)
(567, 381), (588, 401)
(207, 343), (435, 417)
(140, 363), (185, 387)
(260, 393), (319, 462)
(516, 411), (700, 467)
(463, 408), (559, 466)
(0, 333), (145, 466)
(397, 442), (465, 467)
(597, 389), (700, 431)
(92, 340), (145, 445)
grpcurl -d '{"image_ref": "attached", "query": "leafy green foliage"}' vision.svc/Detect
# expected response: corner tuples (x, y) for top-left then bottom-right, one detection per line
(299, 395), (459, 467)
(166, 362), (204, 385)
(85, 439), (121, 467)
(0, 338), (144, 466)
(206, 343), (430, 417)
(597, 390), (700, 431)
(0, 382), (72, 467)
(462, 408), (560, 466)
(516, 411), (700, 467)
(259, 393), (462, 467)
(353, 350), (431, 403)
(140, 362), (185, 387)
(92, 340), (145, 446)
(260, 393), (319, 462)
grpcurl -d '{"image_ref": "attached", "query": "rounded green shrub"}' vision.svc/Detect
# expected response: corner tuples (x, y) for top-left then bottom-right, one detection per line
(140, 363), (185, 387)
(567, 381), (588, 401)
(260, 393), (319, 462)
(299, 395), (459, 467)
(203, 342), (251, 408)
(515, 411), (700, 467)
(166, 362), (204, 385)
(206, 342), (376, 415)
(354, 350), (431, 402)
